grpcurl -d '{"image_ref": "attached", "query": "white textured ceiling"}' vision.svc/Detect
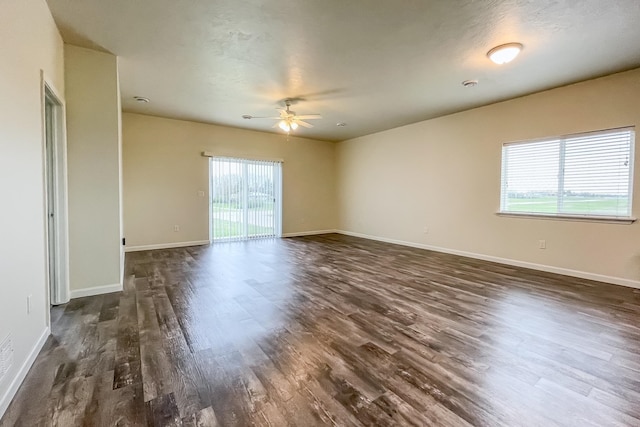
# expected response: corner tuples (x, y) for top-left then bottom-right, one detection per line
(46, 0), (640, 141)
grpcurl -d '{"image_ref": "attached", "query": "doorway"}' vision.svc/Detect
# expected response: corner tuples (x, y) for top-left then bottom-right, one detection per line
(209, 157), (282, 241)
(43, 83), (69, 305)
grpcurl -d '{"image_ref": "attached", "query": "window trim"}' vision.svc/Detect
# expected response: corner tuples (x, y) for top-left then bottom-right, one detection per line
(499, 126), (636, 223)
(495, 211), (636, 224)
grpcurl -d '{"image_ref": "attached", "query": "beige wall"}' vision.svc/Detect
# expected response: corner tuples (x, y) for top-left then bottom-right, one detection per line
(337, 68), (640, 287)
(122, 113), (337, 248)
(65, 45), (123, 293)
(0, 0), (65, 416)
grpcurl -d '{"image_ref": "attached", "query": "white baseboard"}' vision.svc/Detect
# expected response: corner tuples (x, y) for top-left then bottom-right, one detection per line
(0, 327), (50, 419)
(125, 240), (210, 253)
(336, 230), (640, 290)
(70, 283), (123, 299)
(282, 229), (337, 238)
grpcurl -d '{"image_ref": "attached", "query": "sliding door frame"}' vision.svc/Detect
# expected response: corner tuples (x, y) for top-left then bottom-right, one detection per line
(206, 154), (283, 242)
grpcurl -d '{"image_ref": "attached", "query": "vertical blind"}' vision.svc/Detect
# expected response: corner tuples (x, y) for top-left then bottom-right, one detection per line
(500, 127), (635, 218)
(210, 157), (282, 241)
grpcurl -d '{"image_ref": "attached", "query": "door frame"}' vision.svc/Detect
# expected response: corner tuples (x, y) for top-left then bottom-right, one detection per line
(41, 71), (70, 310)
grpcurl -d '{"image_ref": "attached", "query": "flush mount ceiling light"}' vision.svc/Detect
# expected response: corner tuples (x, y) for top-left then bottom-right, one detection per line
(487, 43), (523, 65)
(133, 96), (150, 103)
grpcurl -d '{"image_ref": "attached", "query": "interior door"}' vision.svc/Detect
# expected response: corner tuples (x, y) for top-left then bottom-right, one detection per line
(44, 92), (58, 302)
(43, 84), (69, 305)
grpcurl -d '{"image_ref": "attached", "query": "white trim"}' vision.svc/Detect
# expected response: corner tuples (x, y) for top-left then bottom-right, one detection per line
(116, 58), (125, 298)
(335, 230), (640, 290)
(282, 229), (338, 238)
(275, 162), (283, 237)
(202, 152), (284, 163)
(70, 283), (123, 299)
(502, 125), (635, 147)
(41, 71), (70, 308)
(0, 327), (50, 419)
(124, 240), (210, 253)
(496, 212), (636, 224)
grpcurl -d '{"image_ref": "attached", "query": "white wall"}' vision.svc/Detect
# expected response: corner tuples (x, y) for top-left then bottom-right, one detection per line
(123, 113), (337, 249)
(65, 45), (123, 296)
(337, 68), (640, 287)
(0, 0), (65, 417)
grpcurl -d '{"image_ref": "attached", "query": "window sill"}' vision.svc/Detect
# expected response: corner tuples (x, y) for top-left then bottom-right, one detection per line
(496, 212), (636, 224)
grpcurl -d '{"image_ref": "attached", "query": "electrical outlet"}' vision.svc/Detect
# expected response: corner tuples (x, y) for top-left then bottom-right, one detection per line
(197, 190), (205, 197)
(539, 239), (546, 249)
(27, 295), (32, 314)
(174, 225), (180, 232)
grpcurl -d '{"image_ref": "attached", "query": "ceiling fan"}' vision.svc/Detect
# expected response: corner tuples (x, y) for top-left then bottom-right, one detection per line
(242, 99), (322, 132)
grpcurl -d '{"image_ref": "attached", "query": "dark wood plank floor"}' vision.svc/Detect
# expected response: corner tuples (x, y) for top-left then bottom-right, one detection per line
(3, 233), (640, 426)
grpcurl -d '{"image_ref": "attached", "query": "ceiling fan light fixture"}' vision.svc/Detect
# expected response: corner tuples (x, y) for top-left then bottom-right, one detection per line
(487, 42), (523, 65)
(278, 120), (290, 132)
(246, 100), (321, 134)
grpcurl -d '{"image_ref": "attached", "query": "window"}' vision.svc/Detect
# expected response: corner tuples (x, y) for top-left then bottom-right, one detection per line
(500, 127), (635, 220)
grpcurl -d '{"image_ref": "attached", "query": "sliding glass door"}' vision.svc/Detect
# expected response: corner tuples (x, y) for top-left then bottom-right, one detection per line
(210, 157), (282, 241)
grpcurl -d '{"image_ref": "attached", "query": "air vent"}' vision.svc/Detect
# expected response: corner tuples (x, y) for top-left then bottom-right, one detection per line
(0, 335), (13, 382)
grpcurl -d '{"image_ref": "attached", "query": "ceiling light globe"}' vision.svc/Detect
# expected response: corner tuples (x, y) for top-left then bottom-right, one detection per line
(487, 43), (523, 65)
(290, 122), (299, 130)
(278, 120), (290, 132)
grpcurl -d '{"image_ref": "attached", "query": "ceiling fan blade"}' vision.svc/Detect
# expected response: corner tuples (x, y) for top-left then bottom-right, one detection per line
(272, 122), (280, 128)
(295, 120), (314, 128)
(248, 116), (282, 120)
(294, 114), (322, 119)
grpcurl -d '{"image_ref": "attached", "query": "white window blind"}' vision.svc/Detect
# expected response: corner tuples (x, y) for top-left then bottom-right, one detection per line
(210, 157), (282, 241)
(500, 127), (635, 219)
